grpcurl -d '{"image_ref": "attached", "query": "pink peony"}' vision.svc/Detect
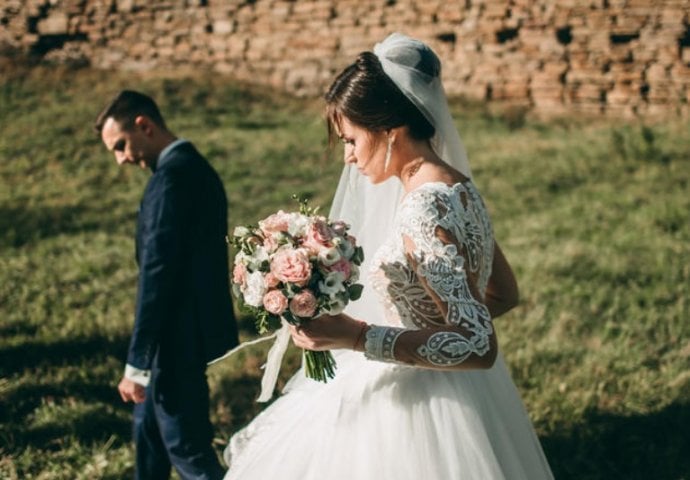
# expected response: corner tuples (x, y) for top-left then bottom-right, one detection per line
(270, 248), (312, 286)
(289, 290), (318, 318)
(232, 263), (247, 285)
(263, 289), (288, 315)
(259, 210), (291, 236)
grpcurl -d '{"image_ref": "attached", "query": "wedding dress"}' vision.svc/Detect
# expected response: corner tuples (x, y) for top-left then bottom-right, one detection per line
(223, 180), (554, 479)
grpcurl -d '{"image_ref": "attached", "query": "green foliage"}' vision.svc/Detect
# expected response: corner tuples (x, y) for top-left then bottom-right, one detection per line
(1, 67), (689, 479)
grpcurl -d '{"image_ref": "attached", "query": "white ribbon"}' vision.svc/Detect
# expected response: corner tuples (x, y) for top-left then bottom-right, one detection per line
(256, 319), (291, 402)
(207, 318), (291, 403)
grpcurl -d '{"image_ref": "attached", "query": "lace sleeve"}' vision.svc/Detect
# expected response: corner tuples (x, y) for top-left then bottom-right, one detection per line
(364, 184), (496, 370)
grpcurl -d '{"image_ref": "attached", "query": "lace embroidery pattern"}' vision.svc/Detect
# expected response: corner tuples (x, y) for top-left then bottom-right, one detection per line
(417, 330), (490, 366)
(399, 182), (493, 295)
(364, 325), (405, 363)
(367, 181), (495, 367)
(374, 259), (445, 328)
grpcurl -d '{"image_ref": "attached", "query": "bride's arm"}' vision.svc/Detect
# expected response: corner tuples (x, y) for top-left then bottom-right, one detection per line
(484, 241), (519, 319)
(290, 226), (499, 371)
(357, 228), (497, 371)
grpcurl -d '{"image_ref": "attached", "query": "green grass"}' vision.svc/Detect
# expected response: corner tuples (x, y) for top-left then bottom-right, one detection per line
(1, 66), (689, 479)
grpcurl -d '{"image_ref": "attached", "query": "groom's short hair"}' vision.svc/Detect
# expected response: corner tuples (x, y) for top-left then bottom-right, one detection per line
(95, 90), (167, 133)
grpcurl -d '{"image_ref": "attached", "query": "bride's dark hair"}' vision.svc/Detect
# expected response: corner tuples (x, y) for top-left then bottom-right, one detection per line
(325, 51), (435, 145)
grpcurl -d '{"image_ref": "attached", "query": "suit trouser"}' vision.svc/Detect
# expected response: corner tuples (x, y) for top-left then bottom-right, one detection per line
(133, 362), (225, 480)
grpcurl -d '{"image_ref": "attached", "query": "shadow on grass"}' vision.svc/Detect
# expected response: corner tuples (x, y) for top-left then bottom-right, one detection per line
(1, 369), (275, 470)
(0, 333), (129, 377)
(0, 333), (132, 451)
(0, 321), (39, 338)
(1, 375), (126, 422)
(211, 373), (268, 434)
(543, 402), (690, 480)
(0, 339), (133, 451)
(23, 402), (133, 451)
(0, 203), (97, 248)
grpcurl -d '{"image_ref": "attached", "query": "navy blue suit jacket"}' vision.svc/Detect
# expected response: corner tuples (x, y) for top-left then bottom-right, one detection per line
(129, 141), (239, 371)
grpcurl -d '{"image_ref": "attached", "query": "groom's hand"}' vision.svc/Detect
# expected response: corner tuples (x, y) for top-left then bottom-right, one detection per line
(118, 377), (146, 403)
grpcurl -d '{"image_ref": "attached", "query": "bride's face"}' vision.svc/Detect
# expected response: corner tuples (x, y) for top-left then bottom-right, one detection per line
(337, 117), (388, 184)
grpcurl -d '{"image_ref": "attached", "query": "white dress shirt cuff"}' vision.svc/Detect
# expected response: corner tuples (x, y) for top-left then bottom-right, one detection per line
(124, 364), (151, 387)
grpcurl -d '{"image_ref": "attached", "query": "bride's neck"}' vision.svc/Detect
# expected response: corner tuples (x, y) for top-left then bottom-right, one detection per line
(395, 140), (444, 191)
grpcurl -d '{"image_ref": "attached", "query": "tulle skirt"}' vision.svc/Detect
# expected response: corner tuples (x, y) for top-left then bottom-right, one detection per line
(223, 350), (553, 480)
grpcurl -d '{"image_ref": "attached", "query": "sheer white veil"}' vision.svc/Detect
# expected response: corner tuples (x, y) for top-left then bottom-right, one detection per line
(328, 33), (472, 326)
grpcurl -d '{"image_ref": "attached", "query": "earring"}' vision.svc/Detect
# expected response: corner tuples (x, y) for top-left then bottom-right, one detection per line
(384, 135), (394, 172)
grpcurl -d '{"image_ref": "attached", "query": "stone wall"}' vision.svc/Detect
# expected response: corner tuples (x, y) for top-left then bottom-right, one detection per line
(1, 0), (689, 117)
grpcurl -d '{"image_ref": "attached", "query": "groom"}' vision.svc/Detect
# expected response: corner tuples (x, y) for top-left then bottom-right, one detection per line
(95, 90), (239, 479)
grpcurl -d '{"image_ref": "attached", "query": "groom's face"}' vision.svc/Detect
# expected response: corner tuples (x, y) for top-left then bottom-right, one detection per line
(101, 116), (156, 170)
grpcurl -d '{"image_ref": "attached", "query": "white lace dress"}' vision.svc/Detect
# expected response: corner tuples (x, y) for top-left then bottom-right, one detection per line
(223, 181), (553, 480)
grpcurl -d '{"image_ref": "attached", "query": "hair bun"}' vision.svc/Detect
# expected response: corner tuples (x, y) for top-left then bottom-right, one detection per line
(356, 51), (381, 71)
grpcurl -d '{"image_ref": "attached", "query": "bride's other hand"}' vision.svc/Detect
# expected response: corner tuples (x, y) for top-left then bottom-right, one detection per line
(288, 314), (368, 351)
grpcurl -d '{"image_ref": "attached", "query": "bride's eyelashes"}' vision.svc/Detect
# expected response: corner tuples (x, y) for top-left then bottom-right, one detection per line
(340, 136), (355, 146)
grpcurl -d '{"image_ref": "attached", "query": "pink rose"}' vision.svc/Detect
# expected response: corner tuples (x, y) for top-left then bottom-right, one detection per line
(259, 210), (291, 236)
(289, 290), (318, 318)
(270, 248), (312, 286)
(232, 263), (247, 285)
(263, 289), (288, 315)
(302, 220), (333, 253)
(325, 258), (351, 279)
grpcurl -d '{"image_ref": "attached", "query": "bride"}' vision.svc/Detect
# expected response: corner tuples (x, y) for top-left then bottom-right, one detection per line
(223, 33), (553, 479)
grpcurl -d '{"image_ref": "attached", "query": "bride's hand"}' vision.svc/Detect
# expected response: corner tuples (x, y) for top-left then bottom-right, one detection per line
(288, 313), (367, 351)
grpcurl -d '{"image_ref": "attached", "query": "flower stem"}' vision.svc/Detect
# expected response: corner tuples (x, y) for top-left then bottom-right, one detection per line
(303, 350), (337, 382)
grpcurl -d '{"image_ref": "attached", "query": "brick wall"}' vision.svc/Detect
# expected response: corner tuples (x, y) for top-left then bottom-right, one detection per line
(1, 0), (689, 117)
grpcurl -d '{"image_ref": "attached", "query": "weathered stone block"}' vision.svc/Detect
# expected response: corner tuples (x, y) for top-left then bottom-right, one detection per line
(213, 20), (234, 35)
(38, 13), (69, 35)
(607, 84), (636, 105)
(492, 81), (529, 100)
(682, 48), (690, 65)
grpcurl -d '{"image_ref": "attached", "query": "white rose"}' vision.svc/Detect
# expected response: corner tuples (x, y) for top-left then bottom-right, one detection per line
(318, 246), (341, 266)
(235, 250), (250, 265)
(287, 213), (310, 237)
(319, 271), (346, 297)
(243, 271), (267, 307)
(247, 245), (269, 270)
(233, 226), (251, 237)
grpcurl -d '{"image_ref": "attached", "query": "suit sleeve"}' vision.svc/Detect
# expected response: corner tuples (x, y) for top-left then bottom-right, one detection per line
(127, 172), (184, 369)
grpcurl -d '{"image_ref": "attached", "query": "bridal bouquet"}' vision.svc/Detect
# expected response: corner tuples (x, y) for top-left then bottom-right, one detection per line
(230, 198), (364, 382)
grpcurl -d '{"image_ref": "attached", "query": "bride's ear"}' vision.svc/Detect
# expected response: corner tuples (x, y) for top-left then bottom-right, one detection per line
(388, 126), (407, 144)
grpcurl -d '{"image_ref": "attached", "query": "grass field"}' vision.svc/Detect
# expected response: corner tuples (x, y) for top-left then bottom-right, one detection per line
(0, 66), (689, 479)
